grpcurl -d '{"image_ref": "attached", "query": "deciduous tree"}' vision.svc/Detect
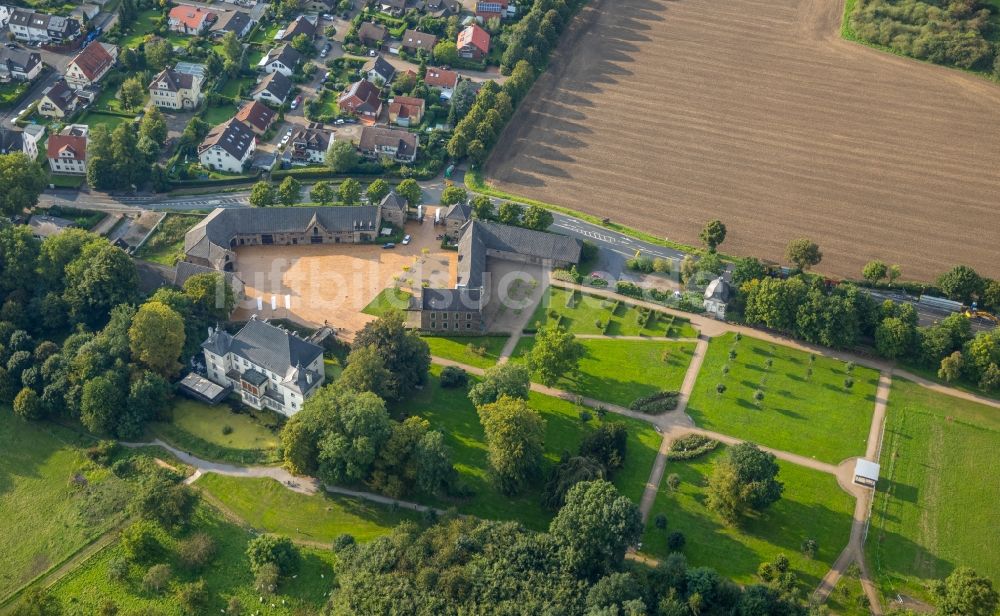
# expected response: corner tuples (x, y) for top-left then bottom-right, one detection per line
(338, 178), (361, 205)
(129, 301), (185, 376)
(0, 153), (45, 217)
(277, 176), (301, 206)
(528, 324), (584, 386)
(477, 395), (545, 494)
(249, 181), (276, 207)
(310, 180), (336, 205)
(785, 238), (822, 271)
(468, 361), (530, 406)
(699, 219), (727, 252)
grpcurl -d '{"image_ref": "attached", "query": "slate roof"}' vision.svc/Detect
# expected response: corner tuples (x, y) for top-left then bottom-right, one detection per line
(42, 81), (76, 112)
(262, 44), (301, 69)
(400, 29), (436, 52)
(234, 100), (275, 132)
(282, 14), (315, 40)
(456, 220), (582, 289)
(0, 128), (23, 154)
(202, 317), (323, 395)
(0, 48), (40, 74)
(379, 190), (407, 212)
(149, 67), (196, 92)
(421, 287), (481, 311)
(211, 10), (251, 35)
(362, 55), (395, 82)
(198, 118), (255, 160)
(252, 71), (292, 102)
(184, 206), (381, 264)
(445, 202), (471, 221)
(289, 124), (331, 154)
(704, 277), (731, 302)
(357, 22), (387, 44)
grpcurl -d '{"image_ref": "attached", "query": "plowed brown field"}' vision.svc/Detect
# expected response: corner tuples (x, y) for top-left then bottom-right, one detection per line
(486, 0), (1000, 280)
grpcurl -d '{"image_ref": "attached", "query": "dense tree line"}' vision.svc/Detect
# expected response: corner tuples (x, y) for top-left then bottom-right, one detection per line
(499, 0), (587, 74)
(88, 108), (169, 191)
(850, 0), (998, 73)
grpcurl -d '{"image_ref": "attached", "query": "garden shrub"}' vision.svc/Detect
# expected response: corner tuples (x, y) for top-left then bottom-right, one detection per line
(629, 390), (680, 414)
(440, 365), (468, 388)
(665, 434), (719, 461)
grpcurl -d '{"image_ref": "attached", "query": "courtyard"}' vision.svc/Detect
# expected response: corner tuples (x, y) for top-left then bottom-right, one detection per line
(231, 215), (456, 336)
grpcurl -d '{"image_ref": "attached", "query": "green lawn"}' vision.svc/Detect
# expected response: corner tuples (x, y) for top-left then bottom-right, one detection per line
(93, 83), (145, 115)
(149, 399), (282, 466)
(362, 287), (413, 316)
(135, 213), (204, 265)
(250, 23), (281, 44)
(639, 445), (855, 590)
(825, 569), (871, 616)
(685, 333), (878, 464)
(512, 337), (696, 409)
(528, 287), (698, 337)
(219, 75), (255, 99)
(48, 504), (336, 615)
(423, 335), (508, 369)
(866, 379), (1000, 602)
(393, 365), (662, 529)
(80, 110), (132, 132)
(324, 357), (342, 382)
(201, 103), (238, 126)
(44, 205), (106, 229)
(118, 8), (164, 49)
(197, 474), (419, 544)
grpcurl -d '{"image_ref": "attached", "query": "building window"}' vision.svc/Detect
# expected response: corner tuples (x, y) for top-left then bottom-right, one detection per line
(429, 312), (435, 320)
(442, 322), (448, 329)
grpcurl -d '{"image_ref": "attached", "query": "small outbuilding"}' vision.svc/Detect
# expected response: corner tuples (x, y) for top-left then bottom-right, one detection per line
(703, 277), (731, 320)
(177, 372), (231, 404)
(853, 458), (880, 488)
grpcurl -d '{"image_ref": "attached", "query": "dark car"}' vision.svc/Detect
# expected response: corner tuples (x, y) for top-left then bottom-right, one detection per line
(382, 242), (396, 249)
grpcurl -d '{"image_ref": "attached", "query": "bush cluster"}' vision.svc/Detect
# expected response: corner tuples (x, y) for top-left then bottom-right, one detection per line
(629, 390), (680, 414)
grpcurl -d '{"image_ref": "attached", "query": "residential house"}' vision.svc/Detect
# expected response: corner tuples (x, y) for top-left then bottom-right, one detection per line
(395, 29), (436, 55)
(234, 100), (276, 134)
(443, 201), (471, 238)
(424, 66), (458, 99)
(148, 67), (203, 110)
(424, 0), (460, 17)
(168, 5), (216, 35)
(379, 191), (407, 226)
(8, 9), (81, 44)
(210, 10), (253, 38)
(457, 24), (489, 59)
(378, 0), (406, 16)
(703, 277), (731, 320)
(475, 0), (511, 21)
(0, 48), (41, 81)
(251, 71), (292, 106)
(358, 125), (418, 162)
(356, 22), (387, 48)
(388, 95), (424, 127)
(46, 124), (88, 175)
(198, 118), (256, 173)
(0, 6), (12, 28)
(362, 54), (395, 84)
(201, 317), (324, 416)
(38, 80), (81, 118)
(338, 79), (382, 122)
(22, 124), (44, 159)
(257, 44), (301, 77)
(69, 4), (100, 23)
(286, 123), (332, 165)
(0, 127), (22, 155)
(64, 42), (117, 89)
(280, 14), (315, 42)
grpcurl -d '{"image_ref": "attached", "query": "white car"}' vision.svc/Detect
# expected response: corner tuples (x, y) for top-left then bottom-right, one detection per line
(368, 49), (377, 57)
(280, 128), (292, 146)
(401, 234), (411, 245)
(322, 13), (334, 19)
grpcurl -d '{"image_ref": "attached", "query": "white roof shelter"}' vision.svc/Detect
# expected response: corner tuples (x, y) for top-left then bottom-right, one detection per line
(853, 458), (880, 488)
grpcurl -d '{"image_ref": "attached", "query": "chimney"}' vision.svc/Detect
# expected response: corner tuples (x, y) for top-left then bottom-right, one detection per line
(306, 372), (312, 385)
(207, 325), (214, 338)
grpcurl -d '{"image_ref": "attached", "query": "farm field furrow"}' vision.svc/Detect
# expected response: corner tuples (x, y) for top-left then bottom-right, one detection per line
(486, 0), (1000, 280)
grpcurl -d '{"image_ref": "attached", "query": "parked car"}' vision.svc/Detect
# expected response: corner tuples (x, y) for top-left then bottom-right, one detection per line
(401, 234), (411, 245)
(280, 128), (293, 146)
(321, 70), (331, 83)
(368, 49), (377, 57)
(4, 43), (18, 49)
(320, 43), (331, 58)
(290, 95), (303, 110)
(335, 118), (345, 125)
(322, 13), (334, 19)
(382, 242), (396, 249)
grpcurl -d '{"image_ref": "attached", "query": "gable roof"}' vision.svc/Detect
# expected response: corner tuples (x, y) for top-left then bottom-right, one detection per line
(289, 124), (331, 153)
(263, 43), (301, 69)
(358, 125), (417, 157)
(0, 48), (40, 74)
(47, 133), (87, 161)
(149, 67), (196, 92)
(362, 55), (395, 82)
(252, 71), (292, 101)
(456, 220), (581, 288)
(211, 10), (251, 35)
(388, 95), (424, 119)
(400, 29), (436, 52)
(68, 41), (115, 80)
(379, 190), (407, 212)
(184, 206), (381, 265)
(457, 23), (490, 53)
(445, 201), (471, 221)
(0, 128), (23, 154)
(424, 66), (458, 89)
(235, 100), (276, 132)
(42, 81), (76, 111)
(198, 118), (255, 160)
(169, 4), (215, 29)
(357, 21), (387, 43)
(421, 287), (481, 311)
(282, 14), (315, 39)
(338, 79), (382, 113)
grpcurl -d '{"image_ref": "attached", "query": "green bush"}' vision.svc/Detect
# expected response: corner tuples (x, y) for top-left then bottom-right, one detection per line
(665, 434), (719, 461)
(628, 390), (680, 414)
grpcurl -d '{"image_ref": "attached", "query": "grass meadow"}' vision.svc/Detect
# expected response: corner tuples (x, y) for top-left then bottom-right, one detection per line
(686, 333), (878, 464)
(49, 505), (336, 615)
(866, 379), (1000, 602)
(512, 337), (696, 408)
(393, 365), (662, 529)
(361, 287), (413, 317)
(136, 213), (204, 266)
(639, 445), (855, 590)
(527, 287), (698, 338)
(148, 399), (282, 466)
(423, 335), (509, 369)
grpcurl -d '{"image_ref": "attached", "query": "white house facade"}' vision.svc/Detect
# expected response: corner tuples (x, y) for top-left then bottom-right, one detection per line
(201, 318), (324, 416)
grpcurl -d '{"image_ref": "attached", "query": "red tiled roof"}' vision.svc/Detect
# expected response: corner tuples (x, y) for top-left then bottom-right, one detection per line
(457, 24), (490, 54)
(169, 5), (215, 31)
(424, 66), (458, 89)
(235, 101), (276, 132)
(46, 134), (86, 161)
(389, 96), (424, 119)
(69, 42), (114, 81)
